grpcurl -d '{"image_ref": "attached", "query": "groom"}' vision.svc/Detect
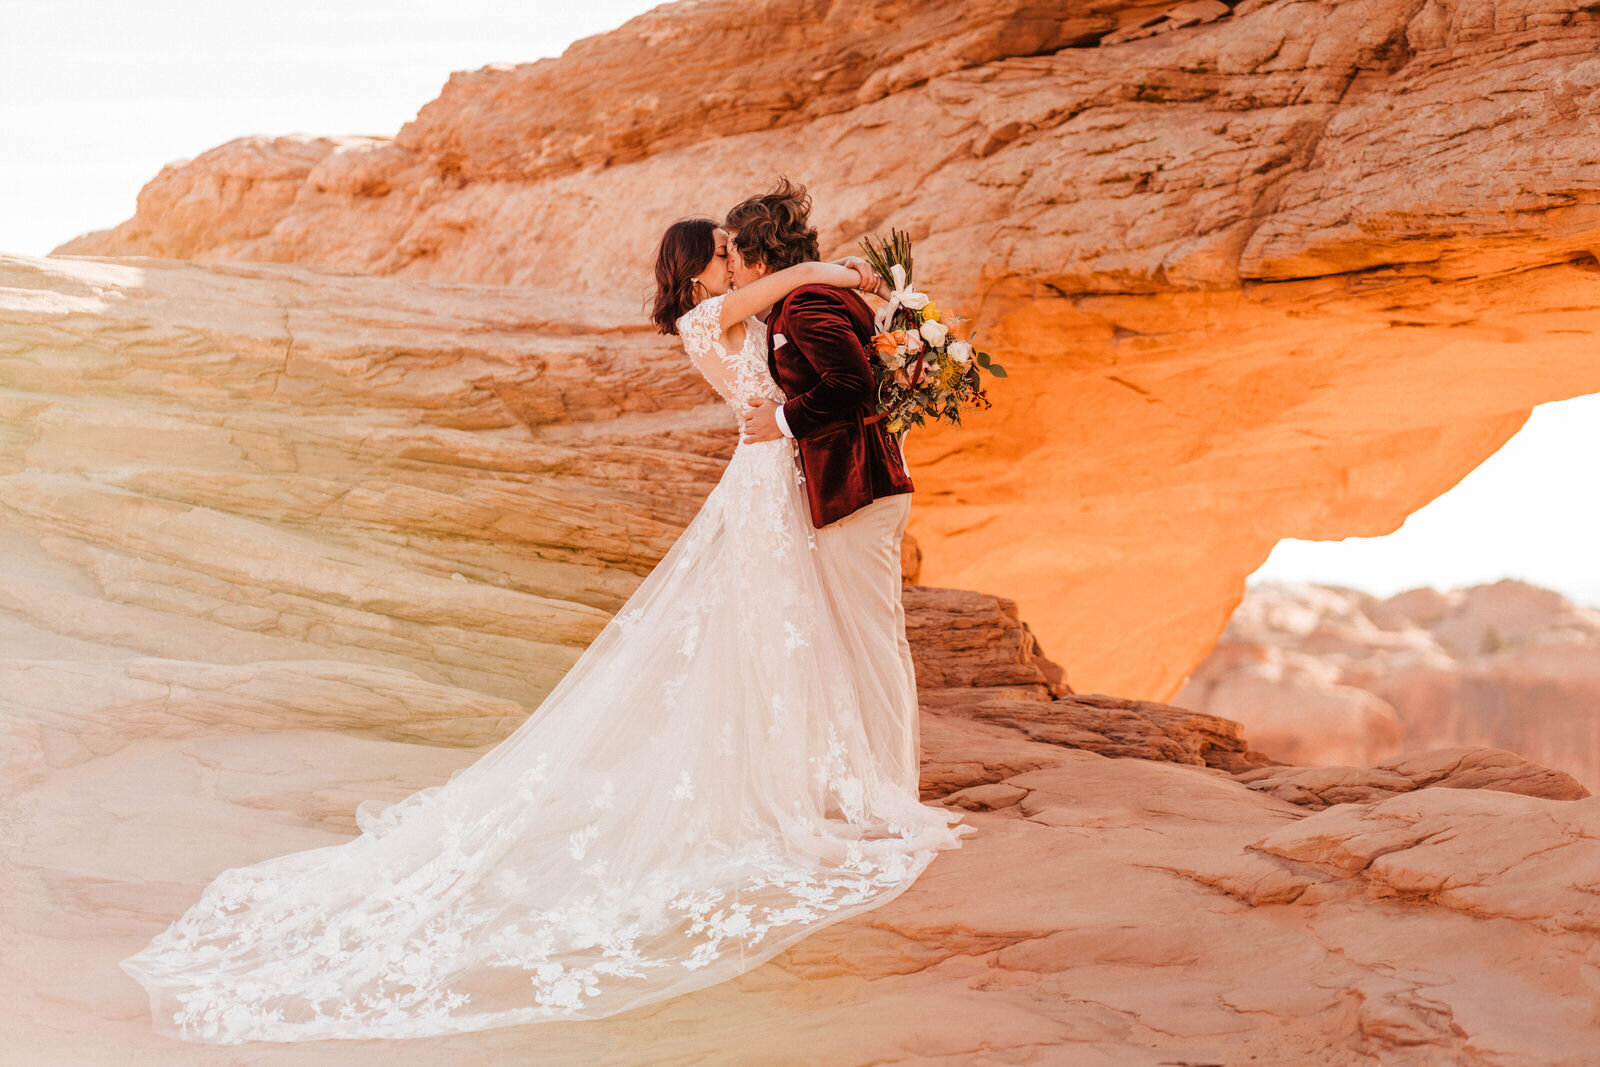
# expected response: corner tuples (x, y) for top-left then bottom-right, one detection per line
(726, 178), (914, 526)
(726, 178), (923, 783)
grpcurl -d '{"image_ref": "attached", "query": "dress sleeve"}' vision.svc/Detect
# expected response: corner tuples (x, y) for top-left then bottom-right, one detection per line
(676, 295), (739, 404)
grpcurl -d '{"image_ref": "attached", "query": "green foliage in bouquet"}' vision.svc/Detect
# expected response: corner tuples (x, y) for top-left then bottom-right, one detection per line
(857, 229), (1007, 434)
(858, 230), (914, 303)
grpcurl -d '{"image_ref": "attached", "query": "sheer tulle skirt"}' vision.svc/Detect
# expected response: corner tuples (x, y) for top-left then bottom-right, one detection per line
(119, 437), (972, 1043)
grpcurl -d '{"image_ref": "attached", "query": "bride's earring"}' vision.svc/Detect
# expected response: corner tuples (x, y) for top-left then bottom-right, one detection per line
(691, 278), (708, 300)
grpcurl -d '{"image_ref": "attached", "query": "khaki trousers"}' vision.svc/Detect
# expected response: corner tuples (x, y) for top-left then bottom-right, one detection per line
(811, 492), (920, 791)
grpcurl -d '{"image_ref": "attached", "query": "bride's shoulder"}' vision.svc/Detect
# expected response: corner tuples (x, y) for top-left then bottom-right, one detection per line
(676, 293), (725, 329)
(676, 296), (735, 362)
(675, 295), (728, 343)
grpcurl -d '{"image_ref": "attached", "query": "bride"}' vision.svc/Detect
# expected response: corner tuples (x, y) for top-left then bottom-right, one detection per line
(119, 215), (974, 1044)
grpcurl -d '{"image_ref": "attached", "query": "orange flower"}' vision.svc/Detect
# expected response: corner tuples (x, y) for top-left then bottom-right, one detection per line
(872, 332), (899, 357)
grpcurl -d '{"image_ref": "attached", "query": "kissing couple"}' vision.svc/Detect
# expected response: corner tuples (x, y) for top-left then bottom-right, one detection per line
(118, 177), (971, 1045)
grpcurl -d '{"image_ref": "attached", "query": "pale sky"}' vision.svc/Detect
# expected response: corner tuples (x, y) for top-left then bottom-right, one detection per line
(0, 0), (664, 255)
(1251, 390), (1600, 610)
(4, 1), (1596, 610)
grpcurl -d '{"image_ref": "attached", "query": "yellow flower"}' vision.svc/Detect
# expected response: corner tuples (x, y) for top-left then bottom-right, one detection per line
(887, 418), (904, 433)
(921, 302), (941, 322)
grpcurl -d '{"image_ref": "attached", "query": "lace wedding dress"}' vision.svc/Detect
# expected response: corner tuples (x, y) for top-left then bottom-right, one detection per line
(120, 292), (974, 1044)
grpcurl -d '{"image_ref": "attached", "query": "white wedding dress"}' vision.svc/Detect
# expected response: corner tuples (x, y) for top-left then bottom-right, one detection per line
(120, 292), (974, 1044)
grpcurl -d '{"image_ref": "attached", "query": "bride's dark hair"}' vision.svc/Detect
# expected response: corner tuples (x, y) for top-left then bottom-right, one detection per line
(724, 176), (819, 274)
(650, 217), (718, 335)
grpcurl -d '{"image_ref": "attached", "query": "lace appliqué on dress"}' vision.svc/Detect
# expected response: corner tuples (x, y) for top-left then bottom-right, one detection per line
(117, 288), (972, 1046)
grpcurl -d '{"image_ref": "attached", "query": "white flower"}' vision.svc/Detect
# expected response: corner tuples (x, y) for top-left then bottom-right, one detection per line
(947, 339), (973, 364)
(873, 262), (930, 331)
(919, 319), (948, 346)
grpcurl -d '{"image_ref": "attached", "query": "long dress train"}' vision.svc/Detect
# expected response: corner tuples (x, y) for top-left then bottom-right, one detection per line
(118, 291), (974, 1043)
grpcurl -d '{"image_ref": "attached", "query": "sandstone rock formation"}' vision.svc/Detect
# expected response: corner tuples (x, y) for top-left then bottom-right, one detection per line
(1177, 578), (1600, 792)
(5, 251), (1598, 1065)
(52, 0), (1600, 700)
(0, 259), (705, 779)
(1236, 743), (1592, 809)
(13, 0), (1600, 1059)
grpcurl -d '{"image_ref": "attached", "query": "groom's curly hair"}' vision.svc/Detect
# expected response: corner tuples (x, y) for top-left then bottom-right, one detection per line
(724, 177), (819, 274)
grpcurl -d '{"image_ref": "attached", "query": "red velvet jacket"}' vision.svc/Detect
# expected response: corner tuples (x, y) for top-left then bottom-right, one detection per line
(766, 284), (914, 527)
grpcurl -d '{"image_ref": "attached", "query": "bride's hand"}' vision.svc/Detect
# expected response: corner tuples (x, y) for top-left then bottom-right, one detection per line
(840, 256), (880, 294)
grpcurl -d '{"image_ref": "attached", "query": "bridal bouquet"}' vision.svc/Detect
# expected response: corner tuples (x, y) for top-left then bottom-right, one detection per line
(857, 229), (1007, 434)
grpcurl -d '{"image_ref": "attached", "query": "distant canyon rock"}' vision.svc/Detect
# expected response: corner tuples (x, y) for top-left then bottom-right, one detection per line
(53, 0), (1600, 700)
(1176, 578), (1600, 792)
